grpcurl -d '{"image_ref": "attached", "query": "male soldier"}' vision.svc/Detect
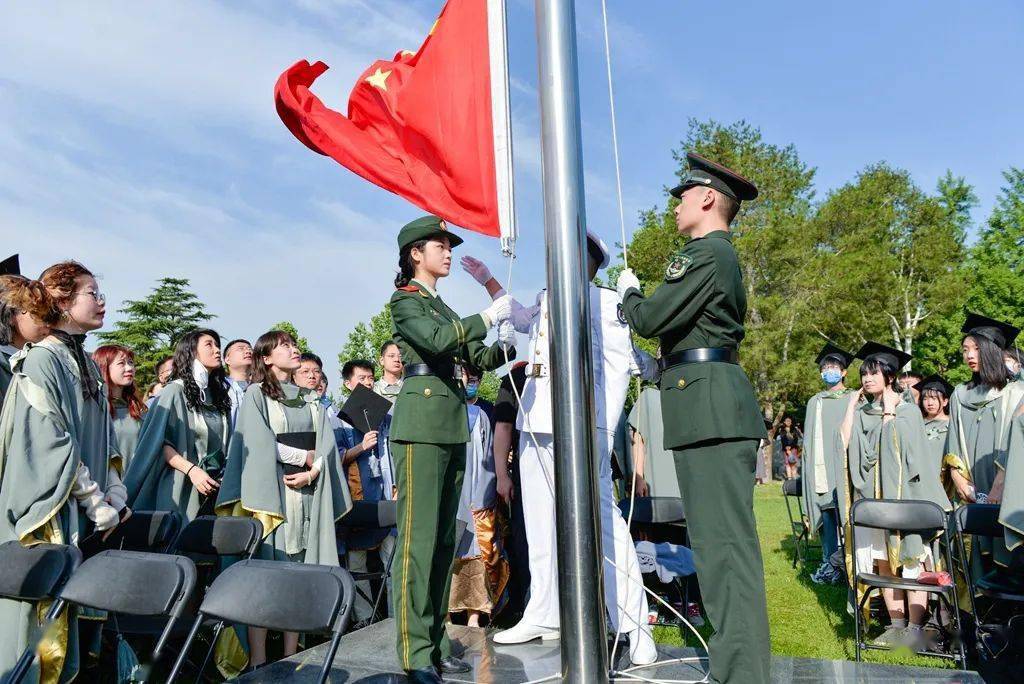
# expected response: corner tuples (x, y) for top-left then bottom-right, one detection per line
(461, 232), (659, 666)
(616, 153), (770, 684)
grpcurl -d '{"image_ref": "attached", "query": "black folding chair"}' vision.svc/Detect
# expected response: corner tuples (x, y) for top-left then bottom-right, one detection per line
(953, 504), (1024, 660)
(337, 499), (397, 626)
(0, 542), (83, 684)
(81, 510), (182, 556)
(103, 516), (263, 669)
(783, 478), (817, 568)
(850, 499), (965, 667)
(6, 550), (196, 684)
(167, 560), (356, 684)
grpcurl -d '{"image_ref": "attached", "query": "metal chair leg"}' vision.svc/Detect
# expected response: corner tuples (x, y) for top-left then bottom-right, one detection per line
(166, 613), (205, 683)
(317, 630), (344, 684)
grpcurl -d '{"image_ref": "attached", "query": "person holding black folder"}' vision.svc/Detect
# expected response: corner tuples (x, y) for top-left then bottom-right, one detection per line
(216, 329), (351, 671)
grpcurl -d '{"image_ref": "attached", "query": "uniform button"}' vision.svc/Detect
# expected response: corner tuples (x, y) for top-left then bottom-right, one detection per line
(424, 388), (432, 397)
(677, 378), (686, 388)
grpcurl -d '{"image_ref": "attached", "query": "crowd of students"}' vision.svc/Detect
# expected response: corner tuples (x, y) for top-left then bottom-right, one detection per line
(796, 322), (1024, 651)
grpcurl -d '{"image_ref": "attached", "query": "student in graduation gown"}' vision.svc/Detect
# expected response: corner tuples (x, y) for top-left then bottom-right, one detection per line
(802, 343), (856, 585)
(840, 343), (951, 649)
(0, 274), (60, 411)
(999, 409), (1024, 579)
(93, 345), (147, 471)
(124, 329), (232, 521)
(215, 329), (350, 669)
(918, 375), (953, 500)
(388, 216), (514, 683)
(449, 366), (509, 628)
(943, 314), (1024, 571)
(0, 261), (127, 684)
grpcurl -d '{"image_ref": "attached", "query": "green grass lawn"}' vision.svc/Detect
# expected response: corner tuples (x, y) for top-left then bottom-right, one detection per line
(653, 483), (954, 670)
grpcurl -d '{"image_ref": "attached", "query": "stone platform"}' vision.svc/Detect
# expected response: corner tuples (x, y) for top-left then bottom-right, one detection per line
(240, 618), (983, 683)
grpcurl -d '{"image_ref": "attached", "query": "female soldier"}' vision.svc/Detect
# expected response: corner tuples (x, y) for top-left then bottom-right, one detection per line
(387, 216), (513, 683)
(0, 261), (126, 683)
(124, 329), (232, 521)
(216, 330), (350, 670)
(840, 343), (950, 649)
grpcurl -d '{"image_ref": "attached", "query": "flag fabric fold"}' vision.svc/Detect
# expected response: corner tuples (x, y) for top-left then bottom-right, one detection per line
(275, 0), (502, 237)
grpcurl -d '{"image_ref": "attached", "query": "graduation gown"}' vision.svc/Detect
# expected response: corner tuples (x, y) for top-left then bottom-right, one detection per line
(0, 345), (15, 414)
(627, 387), (681, 499)
(943, 381), (1024, 566)
(123, 381), (229, 523)
(920, 417), (952, 510)
(0, 338), (125, 684)
(801, 388), (854, 535)
(847, 400), (949, 571)
(998, 413), (1024, 554)
(112, 401), (143, 471)
(215, 382), (350, 564)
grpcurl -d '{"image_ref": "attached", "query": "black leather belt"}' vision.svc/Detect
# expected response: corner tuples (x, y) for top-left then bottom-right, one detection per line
(658, 347), (738, 371)
(403, 363), (463, 379)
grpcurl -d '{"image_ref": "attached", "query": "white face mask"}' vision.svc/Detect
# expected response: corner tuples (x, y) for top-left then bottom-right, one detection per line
(192, 358), (210, 402)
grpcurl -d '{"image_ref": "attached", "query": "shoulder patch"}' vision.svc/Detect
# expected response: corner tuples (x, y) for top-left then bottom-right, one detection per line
(665, 251), (693, 282)
(616, 303), (627, 325)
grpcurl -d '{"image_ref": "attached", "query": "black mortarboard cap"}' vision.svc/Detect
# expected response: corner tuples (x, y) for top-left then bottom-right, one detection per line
(855, 341), (912, 371)
(961, 312), (1019, 350)
(0, 254), (20, 276)
(339, 383), (393, 434)
(918, 374), (953, 397)
(815, 342), (854, 369)
(670, 152), (759, 201)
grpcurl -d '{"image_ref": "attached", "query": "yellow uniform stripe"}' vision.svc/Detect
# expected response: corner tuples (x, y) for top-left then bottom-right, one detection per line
(400, 443), (414, 668)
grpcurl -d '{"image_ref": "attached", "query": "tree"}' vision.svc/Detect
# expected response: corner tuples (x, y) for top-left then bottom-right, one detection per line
(271, 321), (311, 354)
(340, 305), (394, 365)
(97, 277), (214, 387)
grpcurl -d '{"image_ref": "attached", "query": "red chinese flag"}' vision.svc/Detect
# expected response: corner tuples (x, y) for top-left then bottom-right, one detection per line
(276, 0), (501, 237)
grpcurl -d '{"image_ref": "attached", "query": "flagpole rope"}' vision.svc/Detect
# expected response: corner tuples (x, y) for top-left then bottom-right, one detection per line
(601, 0), (628, 271)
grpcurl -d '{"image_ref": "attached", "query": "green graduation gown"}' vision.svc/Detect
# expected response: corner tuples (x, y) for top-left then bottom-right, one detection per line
(998, 413), (1024, 554)
(215, 382), (350, 564)
(111, 401), (143, 472)
(0, 338), (125, 684)
(123, 381), (229, 523)
(801, 388), (855, 536)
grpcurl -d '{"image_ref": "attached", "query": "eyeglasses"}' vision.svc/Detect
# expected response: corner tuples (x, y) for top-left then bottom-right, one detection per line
(75, 290), (106, 305)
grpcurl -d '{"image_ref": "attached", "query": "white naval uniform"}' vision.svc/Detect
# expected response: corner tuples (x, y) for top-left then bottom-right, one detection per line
(512, 285), (656, 639)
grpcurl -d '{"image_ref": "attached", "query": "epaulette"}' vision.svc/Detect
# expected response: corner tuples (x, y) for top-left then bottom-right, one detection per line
(397, 285), (419, 292)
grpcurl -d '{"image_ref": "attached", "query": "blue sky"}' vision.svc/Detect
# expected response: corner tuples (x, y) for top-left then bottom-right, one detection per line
(2, 1), (1022, 384)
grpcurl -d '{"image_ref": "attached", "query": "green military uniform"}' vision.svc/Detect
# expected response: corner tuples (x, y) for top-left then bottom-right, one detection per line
(619, 154), (770, 684)
(388, 216), (511, 674)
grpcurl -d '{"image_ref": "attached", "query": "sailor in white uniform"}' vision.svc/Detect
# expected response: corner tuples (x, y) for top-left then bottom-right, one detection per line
(461, 232), (659, 666)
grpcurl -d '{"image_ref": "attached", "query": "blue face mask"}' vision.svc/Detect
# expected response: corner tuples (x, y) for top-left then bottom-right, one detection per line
(821, 369), (843, 386)
(465, 382), (479, 399)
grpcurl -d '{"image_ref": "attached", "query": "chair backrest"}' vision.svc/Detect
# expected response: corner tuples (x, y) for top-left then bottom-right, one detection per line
(198, 559), (355, 634)
(782, 478), (802, 497)
(97, 510), (182, 553)
(59, 550), (196, 618)
(0, 542), (81, 602)
(851, 498), (947, 535)
(616, 496), (685, 524)
(954, 503), (1001, 538)
(169, 516), (263, 558)
(337, 500), (398, 529)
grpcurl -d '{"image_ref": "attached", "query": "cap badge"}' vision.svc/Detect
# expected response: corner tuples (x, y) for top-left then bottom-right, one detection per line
(438, 220), (447, 231)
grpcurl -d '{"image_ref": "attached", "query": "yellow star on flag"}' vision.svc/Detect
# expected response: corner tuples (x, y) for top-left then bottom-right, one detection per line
(365, 67), (392, 91)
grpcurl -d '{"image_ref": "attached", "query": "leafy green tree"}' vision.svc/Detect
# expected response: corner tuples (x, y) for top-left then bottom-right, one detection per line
(271, 321), (311, 354)
(340, 304), (394, 366)
(97, 277), (214, 387)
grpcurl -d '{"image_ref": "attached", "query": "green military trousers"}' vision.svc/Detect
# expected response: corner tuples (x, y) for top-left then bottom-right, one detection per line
(391, 440), (466, 671)
(674, 439), (771, 684)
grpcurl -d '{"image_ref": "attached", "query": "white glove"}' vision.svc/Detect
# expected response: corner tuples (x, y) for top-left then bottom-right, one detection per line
(635, 350), (660, 383)
(71, 464), (119, 531)
(105, 465), (128, 512)
(481, 294), (512, 328)
(616, 268), (641, 300)
(498, 320), (516, 348)
(460, 255), (493, 286)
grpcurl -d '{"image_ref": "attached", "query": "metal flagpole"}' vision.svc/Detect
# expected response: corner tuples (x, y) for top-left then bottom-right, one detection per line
(534, 1), (609, 682)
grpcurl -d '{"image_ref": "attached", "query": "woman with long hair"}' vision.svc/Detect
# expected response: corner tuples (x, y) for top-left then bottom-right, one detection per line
(918, 375), (953, 498)
(215, 330), (350, 670)
(93, 345), (147, 470)
(840, 342), (950, 649)
(387, 216), (513, 681)
(124, 329), (232, 521)
(0, 261), (126, 683)
(943, 313), (1024, 571)
(0, 274), (60, 410)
